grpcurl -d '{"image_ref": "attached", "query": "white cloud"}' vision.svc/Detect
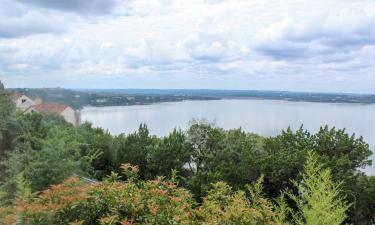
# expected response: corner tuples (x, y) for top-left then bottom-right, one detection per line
(16, 0), (120, 15)
(12, 63), (28, 69)
(0, 0), (68, 38)
(0, 0), (375, 93)
(252, 3), (375, 60)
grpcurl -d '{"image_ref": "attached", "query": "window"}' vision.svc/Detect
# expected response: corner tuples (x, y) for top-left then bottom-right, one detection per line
(22, 99), (26, 103)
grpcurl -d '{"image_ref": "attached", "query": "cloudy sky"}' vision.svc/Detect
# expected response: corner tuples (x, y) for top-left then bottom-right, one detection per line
(1, 0), (375, 93)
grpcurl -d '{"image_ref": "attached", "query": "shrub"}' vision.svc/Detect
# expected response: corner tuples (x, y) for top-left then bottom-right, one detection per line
(0, 154), (351, 225)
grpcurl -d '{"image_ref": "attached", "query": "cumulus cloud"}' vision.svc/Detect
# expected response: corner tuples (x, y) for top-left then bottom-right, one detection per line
(0, 0), (67, 38)
(252, 4), (375, 60)
(0, 0), (375, 93)
(182, 34), (227, 62)
(0, 0), (120, 39)
(0, 11), (66, 38)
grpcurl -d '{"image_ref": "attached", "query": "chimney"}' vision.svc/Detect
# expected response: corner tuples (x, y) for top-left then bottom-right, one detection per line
(34, 96), (42, 105)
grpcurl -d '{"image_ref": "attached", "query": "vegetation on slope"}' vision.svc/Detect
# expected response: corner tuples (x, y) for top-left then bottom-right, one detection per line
(0, 154), (350, 225)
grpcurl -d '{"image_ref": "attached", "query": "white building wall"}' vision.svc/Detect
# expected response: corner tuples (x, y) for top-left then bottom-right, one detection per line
(15, 95), (34, 111)
(61, 107), (77, 126)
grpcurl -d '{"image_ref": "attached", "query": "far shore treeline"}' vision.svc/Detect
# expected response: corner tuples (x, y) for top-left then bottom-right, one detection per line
(8, 87), (375, 110)
(1, 82), (375, 224)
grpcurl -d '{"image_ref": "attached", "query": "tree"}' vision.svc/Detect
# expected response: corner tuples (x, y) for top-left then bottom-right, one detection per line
(115, 124), (157, 179)
(147, 128), (190, 178)
(185, 120), (224, 173)
(0, 82), (19, 182)
(348, 174), (375, 225)
(1, 108), (372, 224)
(313, 126), (372, 189)
(1, 156), (353, 225)
(1, 114), (94, 198)
(288, 152), (350, 225)
(204, 128), (263, 188)
(261, 126), (372, 224)
(76, 122), (116, 179)
(185, 120), (224, 198)
(23, 128), (82, 191)
(261, 126), (314, 198)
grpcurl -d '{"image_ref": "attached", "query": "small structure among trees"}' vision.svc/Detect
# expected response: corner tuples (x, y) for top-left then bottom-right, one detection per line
(10, 92), (80, 126)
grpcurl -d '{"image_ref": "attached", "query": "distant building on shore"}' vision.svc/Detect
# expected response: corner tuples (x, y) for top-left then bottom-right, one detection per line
(11, 93), (80, 126)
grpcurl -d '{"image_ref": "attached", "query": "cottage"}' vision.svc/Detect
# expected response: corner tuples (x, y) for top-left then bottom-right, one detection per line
(11, 93), (35, 111)
(11, 93), (80, 126)
(28, 103), (80, 126)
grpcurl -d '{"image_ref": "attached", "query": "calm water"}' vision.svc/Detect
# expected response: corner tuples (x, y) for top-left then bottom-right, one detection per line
(81, 99), (375, 175)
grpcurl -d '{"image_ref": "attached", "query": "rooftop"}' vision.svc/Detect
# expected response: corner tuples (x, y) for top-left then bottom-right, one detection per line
(33, 103), (69, 115)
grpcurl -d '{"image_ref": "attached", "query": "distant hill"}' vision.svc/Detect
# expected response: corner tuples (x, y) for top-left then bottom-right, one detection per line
(7, 88), (375, 109)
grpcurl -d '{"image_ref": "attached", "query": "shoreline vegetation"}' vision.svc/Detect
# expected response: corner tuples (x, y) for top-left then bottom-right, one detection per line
(7, 88), (375, 110)
(1, 83), (375, 224)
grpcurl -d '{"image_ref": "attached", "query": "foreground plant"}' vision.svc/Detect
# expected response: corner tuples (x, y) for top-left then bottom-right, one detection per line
(0, 165), (281, 224)
(279, 152), (351, 225)
(0, 154), (350, 225)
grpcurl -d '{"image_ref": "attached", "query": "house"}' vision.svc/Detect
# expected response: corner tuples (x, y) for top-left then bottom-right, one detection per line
(27, 103), (80, 126)
(11, 93), (35, 111)
(11, 93), (80, 126)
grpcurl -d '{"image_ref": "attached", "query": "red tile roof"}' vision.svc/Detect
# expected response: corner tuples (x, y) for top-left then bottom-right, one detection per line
(33, 103), (69, 115)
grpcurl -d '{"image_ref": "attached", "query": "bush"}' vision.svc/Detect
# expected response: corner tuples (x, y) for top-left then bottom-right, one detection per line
(0, 154), (351, 225)
(0, 164), (282, 225)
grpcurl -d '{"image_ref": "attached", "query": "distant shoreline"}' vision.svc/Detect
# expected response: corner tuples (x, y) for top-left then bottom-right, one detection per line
(7, 88), (375, 109)
(82, 98), (374, 110)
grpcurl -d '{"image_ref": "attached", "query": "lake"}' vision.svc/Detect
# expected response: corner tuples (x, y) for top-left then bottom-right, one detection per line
(81, 99), (375, 175)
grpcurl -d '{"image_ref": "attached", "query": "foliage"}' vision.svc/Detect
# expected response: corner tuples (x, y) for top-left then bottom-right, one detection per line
(0, 155), (354, 225)
(76, 122), (117, 179)
(0, 165), (280, 225)
(287, 152), (350, 225)
(261, 126), (373, 224)
(115, 124), (158, 179)
(349, 174), (375, 224)
(147, 128), (191, 178)
(0, 82), (20, 182)
(0, 92), (373, 224)
(195, 180), (279, 224)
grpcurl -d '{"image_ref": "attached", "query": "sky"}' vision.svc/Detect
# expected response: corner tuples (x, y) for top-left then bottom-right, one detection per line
(0, 0), (375, 93)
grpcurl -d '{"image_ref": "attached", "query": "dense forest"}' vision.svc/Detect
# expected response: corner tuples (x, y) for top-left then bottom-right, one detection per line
(1, 82), (375, 224)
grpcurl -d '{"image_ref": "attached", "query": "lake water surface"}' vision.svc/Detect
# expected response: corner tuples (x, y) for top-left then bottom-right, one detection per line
(81, 99), (375, 175)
